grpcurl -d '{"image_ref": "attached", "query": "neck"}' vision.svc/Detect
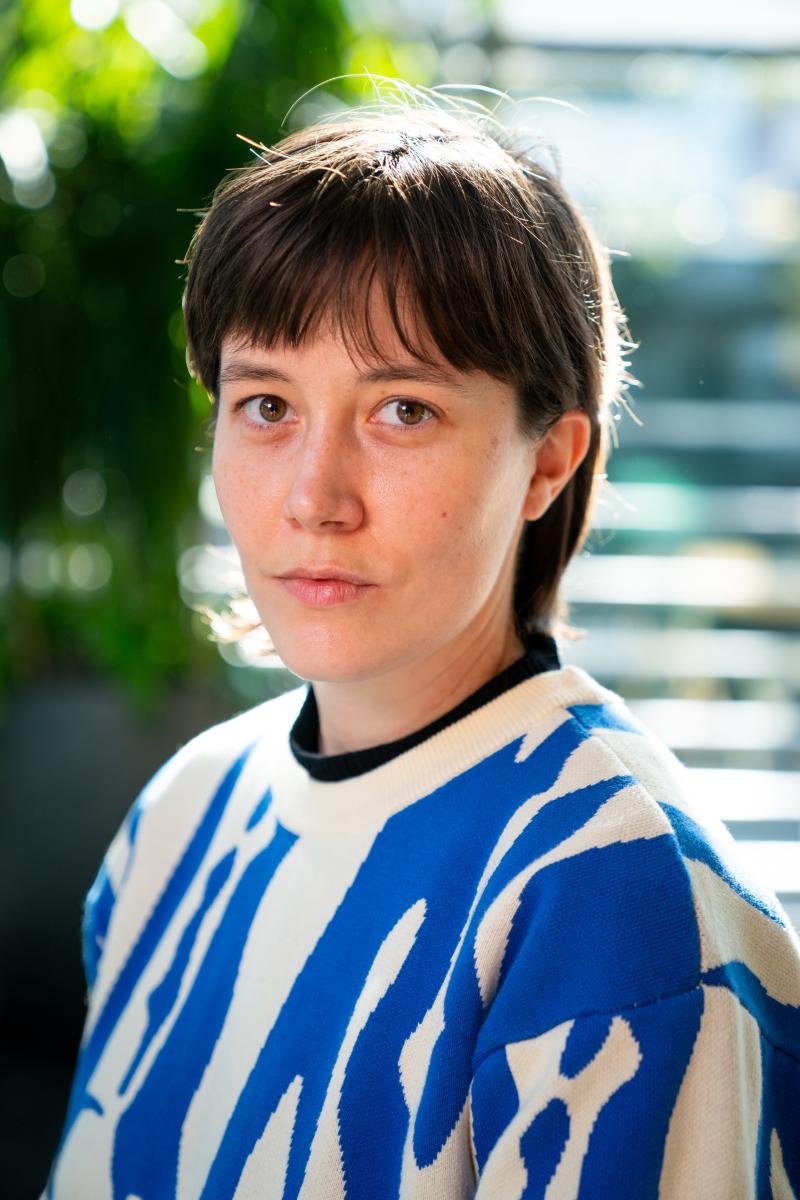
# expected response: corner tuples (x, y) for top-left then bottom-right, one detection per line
(312, 618), (526, 757)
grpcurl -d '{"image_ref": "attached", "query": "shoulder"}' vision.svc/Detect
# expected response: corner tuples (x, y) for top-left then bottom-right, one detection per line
(474, 666), (800, 1064)
(81, 681), (307, 998)
(541, 666), (783, 925)
(117, 679), (308, 872)
(555, 669), (798, 944)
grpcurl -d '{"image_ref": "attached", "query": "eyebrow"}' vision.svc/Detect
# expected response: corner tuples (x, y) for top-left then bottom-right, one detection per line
(217, 357), (468, 390)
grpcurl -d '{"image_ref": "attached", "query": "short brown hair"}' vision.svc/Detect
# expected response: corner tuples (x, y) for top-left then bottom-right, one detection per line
(181, 89), (636, 645)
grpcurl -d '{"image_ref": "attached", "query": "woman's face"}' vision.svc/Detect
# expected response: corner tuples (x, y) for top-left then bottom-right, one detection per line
(212, 290), (548, 683)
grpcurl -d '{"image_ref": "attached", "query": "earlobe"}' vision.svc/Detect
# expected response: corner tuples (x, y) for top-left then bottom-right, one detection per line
(522, 409), (592, 521)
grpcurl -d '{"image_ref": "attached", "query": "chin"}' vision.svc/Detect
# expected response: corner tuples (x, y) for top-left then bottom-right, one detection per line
(265, 626), (385, 684)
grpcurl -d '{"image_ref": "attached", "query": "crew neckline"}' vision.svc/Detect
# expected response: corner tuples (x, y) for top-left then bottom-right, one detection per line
(289, 630), (561, 782)
(263, 660), (617, 837)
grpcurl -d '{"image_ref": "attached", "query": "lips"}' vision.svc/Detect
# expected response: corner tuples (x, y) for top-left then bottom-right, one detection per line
(279, 567), (373, 585)
(277, 575), (375, 608)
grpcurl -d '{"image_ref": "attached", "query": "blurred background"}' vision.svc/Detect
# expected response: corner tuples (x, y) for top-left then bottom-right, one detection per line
(1, 0), (799, 1193)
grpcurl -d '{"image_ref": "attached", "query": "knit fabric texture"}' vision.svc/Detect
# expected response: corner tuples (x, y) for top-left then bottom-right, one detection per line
(46, 659), (800, 1198)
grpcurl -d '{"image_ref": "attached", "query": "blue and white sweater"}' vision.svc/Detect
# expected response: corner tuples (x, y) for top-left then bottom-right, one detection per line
(46, 640), (800, 1198)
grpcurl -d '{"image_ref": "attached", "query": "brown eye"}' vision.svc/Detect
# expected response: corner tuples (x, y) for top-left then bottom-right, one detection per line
(258, 396), (286, 422)
(379, 398), (436, 429)
(396, 400), (426, 425)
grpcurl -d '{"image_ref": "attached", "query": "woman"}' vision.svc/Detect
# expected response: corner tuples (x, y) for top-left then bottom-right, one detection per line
(46, 92), (800, 1199)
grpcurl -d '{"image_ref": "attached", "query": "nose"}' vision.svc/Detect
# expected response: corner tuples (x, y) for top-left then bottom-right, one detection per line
(282, 427), (365, 532)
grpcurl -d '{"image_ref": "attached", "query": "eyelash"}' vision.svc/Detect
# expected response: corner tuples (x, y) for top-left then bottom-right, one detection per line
(232, 395), (438, 432)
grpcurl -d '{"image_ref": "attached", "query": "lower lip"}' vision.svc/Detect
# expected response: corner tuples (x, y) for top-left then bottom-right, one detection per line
(277, 577), (375, 607)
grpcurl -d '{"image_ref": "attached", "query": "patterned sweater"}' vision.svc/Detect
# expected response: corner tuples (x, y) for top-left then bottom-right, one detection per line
(46, 641), (800, 1199)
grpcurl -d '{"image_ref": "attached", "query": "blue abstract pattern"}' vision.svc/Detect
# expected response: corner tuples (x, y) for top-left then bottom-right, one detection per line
(45, 676), (800, 1199)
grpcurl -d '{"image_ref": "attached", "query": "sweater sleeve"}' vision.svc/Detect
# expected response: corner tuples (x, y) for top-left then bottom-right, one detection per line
(469, 985), (800, 1199)
(80, 795), (144, 997)
(78, 714), (263, 1009)
(78, 734), (196, 999)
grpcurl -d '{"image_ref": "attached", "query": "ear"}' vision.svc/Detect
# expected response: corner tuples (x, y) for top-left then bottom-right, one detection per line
(522, 409), (592, 522)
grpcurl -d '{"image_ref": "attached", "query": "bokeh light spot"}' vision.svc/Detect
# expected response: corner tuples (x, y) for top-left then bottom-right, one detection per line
(66, 543), (112, 590)
(17, 541), (58, 594)
(47, 120), (88, 169)
(70, 0), (120, 32)
(13, 170), (57, 210)
(125, 0), (208, 79)
(63, 468), (107, 517)
(198, 473), (225, 527)
(3, 254), (46, 298)
(0, 111), (48, 181)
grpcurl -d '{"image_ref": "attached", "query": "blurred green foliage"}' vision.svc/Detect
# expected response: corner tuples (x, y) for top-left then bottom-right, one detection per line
(0, 0), (412, 704)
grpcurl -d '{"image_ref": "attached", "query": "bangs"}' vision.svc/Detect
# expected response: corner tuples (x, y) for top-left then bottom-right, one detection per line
(224, 237), (455, 384)
(190, 170), (533, 396)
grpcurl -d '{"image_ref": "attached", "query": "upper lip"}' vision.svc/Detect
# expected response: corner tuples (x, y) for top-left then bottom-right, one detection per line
(278, 566), (374, 585)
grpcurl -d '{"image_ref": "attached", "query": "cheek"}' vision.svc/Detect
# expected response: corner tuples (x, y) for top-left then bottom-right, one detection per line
(212, 444), (267, 542)
(399, 474), (489, 569)
(417, 457), (525, 574)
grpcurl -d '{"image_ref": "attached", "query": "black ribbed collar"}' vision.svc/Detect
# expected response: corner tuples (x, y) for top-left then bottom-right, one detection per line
(289, 630), (561, 782)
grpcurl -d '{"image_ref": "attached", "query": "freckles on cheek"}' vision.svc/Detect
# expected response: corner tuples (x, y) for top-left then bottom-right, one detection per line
(213, 458), (255, 534)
